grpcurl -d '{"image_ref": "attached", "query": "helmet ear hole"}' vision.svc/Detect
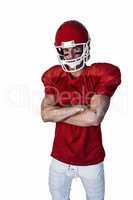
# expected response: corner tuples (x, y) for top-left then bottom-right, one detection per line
(88, 44), (90, 50)
(56, 48), (64, 60)
(57, 47), (63, 55)
(87, 40), (90, 50)
(84, 41), (91, 62)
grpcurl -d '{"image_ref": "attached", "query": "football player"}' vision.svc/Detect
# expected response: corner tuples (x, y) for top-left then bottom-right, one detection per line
(41, 20), (121, 200)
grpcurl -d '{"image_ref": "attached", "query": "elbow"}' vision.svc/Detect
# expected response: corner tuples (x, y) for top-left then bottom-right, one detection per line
(92, 117), (103, 126)
(41, 111), (57, 123)
(86, 118), (101, 127)
(41, 113), (48, 122)
(41, 111), (50, 122)
(92, 120), (100, 126)
(42, 117), (49, 122)
(90, 112), (105, 126)
(82, 120), (99, 127)
(41, 115), (54, 123)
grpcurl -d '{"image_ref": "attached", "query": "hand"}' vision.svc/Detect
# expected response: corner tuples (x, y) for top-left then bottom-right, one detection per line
(73, 105), (88, 112)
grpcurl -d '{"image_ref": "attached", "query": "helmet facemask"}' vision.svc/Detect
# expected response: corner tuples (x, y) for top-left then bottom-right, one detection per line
(56, 40), (91, 73)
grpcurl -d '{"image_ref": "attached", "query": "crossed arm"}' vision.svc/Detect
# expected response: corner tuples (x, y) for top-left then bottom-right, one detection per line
(41, 94), (110, 127)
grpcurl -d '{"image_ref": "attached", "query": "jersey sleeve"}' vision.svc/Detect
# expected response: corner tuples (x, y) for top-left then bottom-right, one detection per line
(41, 67), (57, 95)
(95, 63), (121, 97)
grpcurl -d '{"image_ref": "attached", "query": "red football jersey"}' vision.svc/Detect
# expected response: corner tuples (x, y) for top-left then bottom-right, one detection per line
(41, 63), (121, 165)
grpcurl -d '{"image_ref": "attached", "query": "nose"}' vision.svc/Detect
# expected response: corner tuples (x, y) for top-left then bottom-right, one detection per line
(68, 48), (75, 59)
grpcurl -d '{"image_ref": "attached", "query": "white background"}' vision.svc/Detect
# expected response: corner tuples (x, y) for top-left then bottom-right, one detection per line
(0, 0), (131, 199)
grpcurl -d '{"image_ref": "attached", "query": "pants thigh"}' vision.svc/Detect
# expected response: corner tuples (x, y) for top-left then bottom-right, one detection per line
(79, 162), (105, 200)
(48, 158), (73, 200)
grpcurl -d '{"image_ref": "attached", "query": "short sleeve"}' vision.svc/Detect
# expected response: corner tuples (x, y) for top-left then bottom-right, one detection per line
(95, 63), (121, 97)
(41, 70), (57, 95)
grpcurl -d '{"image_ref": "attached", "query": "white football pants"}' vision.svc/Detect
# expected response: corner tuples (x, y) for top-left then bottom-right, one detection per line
(48, 158), (105, 200)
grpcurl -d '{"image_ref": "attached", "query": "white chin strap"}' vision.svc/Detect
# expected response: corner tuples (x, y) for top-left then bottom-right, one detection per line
(64, 59), (82, 69)
(62, 56), (84, 72)
(62, 62), (85, 73)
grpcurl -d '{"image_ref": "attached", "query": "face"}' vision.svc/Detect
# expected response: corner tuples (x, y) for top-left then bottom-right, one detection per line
(62, 45), (83, 60)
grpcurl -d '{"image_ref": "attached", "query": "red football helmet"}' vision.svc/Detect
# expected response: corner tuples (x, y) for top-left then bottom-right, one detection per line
(54, 20), (91, 72)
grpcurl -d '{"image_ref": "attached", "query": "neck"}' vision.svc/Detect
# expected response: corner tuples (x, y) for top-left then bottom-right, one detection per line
(70, 68), (84, 77)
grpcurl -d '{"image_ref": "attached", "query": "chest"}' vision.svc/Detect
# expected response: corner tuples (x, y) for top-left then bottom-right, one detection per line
(55, 74), (98, 106)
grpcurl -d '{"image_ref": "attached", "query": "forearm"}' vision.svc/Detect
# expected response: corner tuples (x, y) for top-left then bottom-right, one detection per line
(63, 95), (110, 127)
(63, 108), (99, 127)
(42, 105), (85, 122)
